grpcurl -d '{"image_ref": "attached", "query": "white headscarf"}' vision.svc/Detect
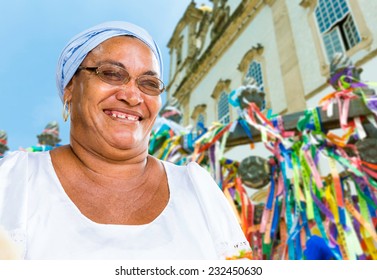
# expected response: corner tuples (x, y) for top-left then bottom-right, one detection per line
(56, 21), (163, 102)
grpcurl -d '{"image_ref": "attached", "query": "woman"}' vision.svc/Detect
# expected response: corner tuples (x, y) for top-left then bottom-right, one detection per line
(0, 21), (250, 259)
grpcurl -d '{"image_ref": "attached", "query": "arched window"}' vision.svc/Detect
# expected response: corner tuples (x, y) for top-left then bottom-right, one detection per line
(191, 103), (207, 134)
(176, 38), (183, 66)
(196, 113), (206, 134)
(217, 92), (230, 124)
(315, 0), (360, 62)
(197, 113), (205, 127)
(247, 60), (264, 91)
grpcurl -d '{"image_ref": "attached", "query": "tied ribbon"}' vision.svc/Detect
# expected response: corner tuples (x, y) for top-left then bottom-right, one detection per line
(146, 75), (377, 259)
(196, 123), (232, 154)
(41, 128), (59, 136)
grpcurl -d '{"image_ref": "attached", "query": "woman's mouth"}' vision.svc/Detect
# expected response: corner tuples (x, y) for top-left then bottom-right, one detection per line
(104, 110), (142, 121)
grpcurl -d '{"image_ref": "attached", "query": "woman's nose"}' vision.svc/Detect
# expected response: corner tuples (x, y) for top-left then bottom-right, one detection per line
(115, 81), (143, 106)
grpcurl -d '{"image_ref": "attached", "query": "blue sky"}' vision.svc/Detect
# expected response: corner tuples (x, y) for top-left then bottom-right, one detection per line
(0, 0), (211, 151)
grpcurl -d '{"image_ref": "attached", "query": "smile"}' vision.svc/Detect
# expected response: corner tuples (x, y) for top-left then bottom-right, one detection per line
(104, 110), (142, 121)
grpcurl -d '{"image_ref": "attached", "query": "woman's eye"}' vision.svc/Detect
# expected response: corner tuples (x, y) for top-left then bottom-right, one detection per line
(140, 79), (159, 89)
(101, 70), (124, 81)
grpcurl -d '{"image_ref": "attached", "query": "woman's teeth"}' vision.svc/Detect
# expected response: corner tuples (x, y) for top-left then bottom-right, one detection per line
(111, 112), (139, 121)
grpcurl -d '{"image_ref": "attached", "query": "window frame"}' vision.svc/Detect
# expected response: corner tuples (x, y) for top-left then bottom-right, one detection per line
(217, 91), (230, 125)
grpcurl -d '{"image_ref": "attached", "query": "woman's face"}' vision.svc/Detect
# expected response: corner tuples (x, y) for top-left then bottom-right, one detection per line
(64, 36), (162, 156)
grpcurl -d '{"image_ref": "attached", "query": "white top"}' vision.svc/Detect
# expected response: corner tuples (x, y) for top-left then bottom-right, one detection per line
(0, 151), (250, 259)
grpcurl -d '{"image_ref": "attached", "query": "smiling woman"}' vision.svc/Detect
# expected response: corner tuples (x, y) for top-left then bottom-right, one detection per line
(64, 35), (162, 155)
(0, 21), (251, 260)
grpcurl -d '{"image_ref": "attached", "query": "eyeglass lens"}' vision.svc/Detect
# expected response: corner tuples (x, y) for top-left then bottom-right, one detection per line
(97, 65), (164, 96)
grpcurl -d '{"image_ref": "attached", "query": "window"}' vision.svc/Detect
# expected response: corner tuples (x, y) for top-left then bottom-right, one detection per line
(197, 113), (205, 128)
(217, 92), (230, 124)
(315, 0), (360, 62)
(246, 60), (264, 91)
(176, 38), (183, 66)
(196, 113), (206, 134)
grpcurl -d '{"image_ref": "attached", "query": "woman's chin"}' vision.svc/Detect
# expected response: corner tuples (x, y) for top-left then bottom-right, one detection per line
(107, 134), (147, 151)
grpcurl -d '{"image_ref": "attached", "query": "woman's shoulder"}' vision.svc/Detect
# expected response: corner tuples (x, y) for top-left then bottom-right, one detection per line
(0, 151), (28, 175)
(0, 151), (52, 185)
(159, 159), (188, 177)
(161, 159), (212, 177)
(162, 160), (226, 205)
(0, 150), (28, 162)
(1, 150), (49, 160)
(185, 161), (224, 195)
(0, 151), (34, 258)
(172, 160), (251, 258)
(0, 150), (49, 169)
(186, 161), (214, 179)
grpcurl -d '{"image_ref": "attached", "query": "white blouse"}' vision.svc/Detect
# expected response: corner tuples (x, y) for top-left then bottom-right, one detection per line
(0, 151), (250, 259)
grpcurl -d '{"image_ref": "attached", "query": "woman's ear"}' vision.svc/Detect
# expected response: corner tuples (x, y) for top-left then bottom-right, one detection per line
(63, 80), (73, 103)
(62, 81), (74, 122)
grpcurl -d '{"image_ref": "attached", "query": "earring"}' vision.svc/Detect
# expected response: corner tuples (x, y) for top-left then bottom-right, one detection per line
(62, 100), (71, 122)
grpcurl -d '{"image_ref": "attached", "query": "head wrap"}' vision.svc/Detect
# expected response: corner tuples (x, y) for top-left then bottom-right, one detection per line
(56, 21), (163, 102)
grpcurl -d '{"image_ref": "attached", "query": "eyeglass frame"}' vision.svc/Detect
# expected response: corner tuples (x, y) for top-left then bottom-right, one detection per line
(76, 64), (165, 96)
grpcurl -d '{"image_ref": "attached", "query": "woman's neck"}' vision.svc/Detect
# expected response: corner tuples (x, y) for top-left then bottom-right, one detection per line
(57, 137), (150, 183)
(50, 144), (168, 225)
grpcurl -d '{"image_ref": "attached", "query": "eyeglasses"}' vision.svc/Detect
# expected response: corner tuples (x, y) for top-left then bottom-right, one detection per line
(77, 64), (165, 96)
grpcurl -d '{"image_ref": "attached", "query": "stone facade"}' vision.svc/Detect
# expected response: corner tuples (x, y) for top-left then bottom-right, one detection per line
(166, 0), (377, 161)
